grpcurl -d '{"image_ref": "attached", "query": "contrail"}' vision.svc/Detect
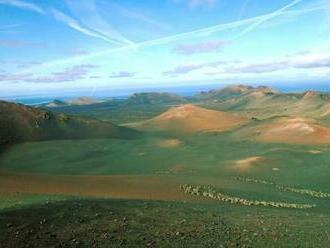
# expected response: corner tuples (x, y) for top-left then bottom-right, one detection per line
(0, 0), (45, 15)
(1, 0), (133, 47)
(19, 0), (329, 73)
(51, 8), (126, 46)
(234, 0), (304, 39)
(65, 0), (135, 46)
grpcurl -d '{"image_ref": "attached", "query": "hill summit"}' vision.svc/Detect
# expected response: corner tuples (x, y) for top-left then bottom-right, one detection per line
(126, 92), (187, 105)
(0, 101), (138, 146)
(197, 85), (277, 100)
(141, 104), (248, 133)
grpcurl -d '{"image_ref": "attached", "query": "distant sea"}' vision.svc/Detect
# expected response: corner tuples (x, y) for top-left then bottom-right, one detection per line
(2, 81), (330, 106)
(3, 84), (219, 106)
(6, 96), (73, 106)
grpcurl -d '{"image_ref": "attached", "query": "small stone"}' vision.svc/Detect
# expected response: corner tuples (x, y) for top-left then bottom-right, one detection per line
(39, 218), (47, 225)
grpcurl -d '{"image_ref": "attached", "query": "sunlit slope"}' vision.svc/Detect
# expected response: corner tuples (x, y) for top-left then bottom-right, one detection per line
(45, 92), (187, 124)
(0, 101), (139, 146)
(44, 85), (330, 122)
(236, 116), (330, 145)
(197, 85), (330, 119)
(139, 104), (248, 133)
(196, 85), (277, 101)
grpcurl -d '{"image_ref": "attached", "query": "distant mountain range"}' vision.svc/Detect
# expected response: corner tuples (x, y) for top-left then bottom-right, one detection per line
(194, 85), (330, 119)
(43, 85), (330, 119)
(3, 84), (330, 148)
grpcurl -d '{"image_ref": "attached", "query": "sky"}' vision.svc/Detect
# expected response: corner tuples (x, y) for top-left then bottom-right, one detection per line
(1, 0), (330, 97)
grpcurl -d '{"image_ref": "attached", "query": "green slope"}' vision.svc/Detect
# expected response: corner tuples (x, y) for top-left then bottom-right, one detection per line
(0, 100), (140, 146)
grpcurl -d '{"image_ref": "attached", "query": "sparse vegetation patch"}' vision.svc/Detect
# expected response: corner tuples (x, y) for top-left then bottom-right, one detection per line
(235, 177), (330, 198)
(180, 184), (315, 209)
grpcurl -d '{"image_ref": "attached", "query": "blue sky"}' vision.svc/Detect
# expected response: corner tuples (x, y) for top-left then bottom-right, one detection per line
(0, 0), (330, 97)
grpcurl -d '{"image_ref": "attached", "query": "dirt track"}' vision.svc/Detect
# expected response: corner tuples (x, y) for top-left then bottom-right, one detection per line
(0, 172), (193, 201)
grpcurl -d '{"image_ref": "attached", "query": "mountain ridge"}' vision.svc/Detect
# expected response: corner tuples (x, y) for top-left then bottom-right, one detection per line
(0, 100), (139, 146)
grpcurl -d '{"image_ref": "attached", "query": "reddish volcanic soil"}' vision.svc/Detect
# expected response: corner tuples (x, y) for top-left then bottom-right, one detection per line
(255, 117), (330, 145)
(0, 172), (193, 201)
(141, 104), (248, 133)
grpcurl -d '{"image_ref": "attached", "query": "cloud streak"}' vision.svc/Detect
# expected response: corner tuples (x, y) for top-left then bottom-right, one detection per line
(0, 72), (33, 82)
(164, 52), (330, 76)
(226, 53), (330, 74)
(51, 8), (126, 46)
(163, 60), (237, 76)
(0, 64), (97, 83)
(65, 0), (134, 46)
(0, 0), (134, 46)
(0, 0), (45, 14)
(234, 0), (304, 39)
(0, 39), (45, 48)
(173, 40), (229, 55)
(18, 0), (330, 74)
(109, 71), (136, 78)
